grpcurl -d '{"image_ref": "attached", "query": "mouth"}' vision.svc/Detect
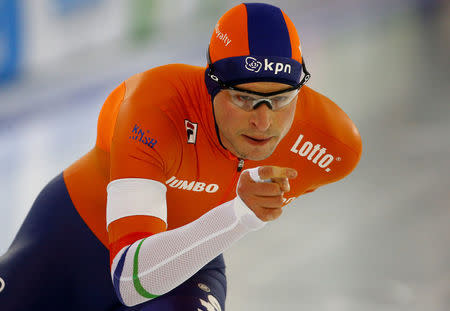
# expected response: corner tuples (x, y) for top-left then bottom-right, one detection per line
(242, 135), (273, 146)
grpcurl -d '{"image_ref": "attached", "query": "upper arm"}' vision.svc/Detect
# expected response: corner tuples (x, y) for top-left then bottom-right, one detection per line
(105, 73), (183, 261)
(285, 86), (363, 198)
(107, 179), (168, 263)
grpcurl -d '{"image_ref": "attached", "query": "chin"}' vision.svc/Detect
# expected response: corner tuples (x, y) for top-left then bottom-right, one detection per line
(226, 136), (280, 161)
(245, 154), (270, 161)
(242, 147), (276, 161)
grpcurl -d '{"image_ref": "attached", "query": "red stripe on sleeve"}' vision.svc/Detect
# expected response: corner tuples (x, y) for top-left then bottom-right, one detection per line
(109, 231), (155, 266)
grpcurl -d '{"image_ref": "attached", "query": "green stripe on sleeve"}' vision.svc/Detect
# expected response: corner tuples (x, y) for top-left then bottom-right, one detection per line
(133, 238), (160, 299)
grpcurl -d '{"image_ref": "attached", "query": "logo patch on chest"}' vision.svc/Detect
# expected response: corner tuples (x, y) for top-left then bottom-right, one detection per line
(290, 134), (340, 172)
(129, 124), (157, 148)
(185, 120), (198, 144)
(166, 176), (219, 193)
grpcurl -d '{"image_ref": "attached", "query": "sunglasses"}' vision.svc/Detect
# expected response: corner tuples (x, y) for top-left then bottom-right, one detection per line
(207, 47), (311, 111)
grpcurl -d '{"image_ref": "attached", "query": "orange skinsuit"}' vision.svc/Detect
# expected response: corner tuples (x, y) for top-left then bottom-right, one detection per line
(0, 3), (363, 309)
(63, 63), (362, 264)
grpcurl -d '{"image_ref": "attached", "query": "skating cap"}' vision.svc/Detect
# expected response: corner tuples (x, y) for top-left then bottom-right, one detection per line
(205, 3), (310, 98)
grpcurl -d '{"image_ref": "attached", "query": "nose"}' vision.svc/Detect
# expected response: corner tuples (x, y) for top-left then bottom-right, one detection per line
(249, 103), (272, 132)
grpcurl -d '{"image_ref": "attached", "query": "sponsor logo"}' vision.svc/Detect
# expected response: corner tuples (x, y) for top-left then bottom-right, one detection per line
(244, 57), (292, 75)
(245, 57), (262, 73)
(166, 176), (219, 193)
(198, 283), (211, 293)
(185, 120), (198, 144)
(215, 23), (231, 47)
(0, 277), (5, 293)
(199, 294), (222, 311)
(129, 124), (157, 148)
(290, 134), (341, 172)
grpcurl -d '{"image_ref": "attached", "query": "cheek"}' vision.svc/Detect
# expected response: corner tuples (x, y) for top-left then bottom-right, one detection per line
(276, 104), (296, 134)
(216, 102), (247, 133)
(226, 112), (247, 136)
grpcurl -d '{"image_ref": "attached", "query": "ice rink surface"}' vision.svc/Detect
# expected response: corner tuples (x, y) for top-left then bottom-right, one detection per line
(0, 3), (449, 310)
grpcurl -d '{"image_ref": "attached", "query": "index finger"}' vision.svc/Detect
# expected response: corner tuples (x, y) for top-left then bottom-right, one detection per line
(258, 166), (297, 180)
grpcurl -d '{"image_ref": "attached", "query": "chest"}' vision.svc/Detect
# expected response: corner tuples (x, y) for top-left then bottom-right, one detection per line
(163, 118), (355, 229)
(164, 138), (240, 229)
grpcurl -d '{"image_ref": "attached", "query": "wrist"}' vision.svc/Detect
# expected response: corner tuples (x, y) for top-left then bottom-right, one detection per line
(232, 195), (266, 231)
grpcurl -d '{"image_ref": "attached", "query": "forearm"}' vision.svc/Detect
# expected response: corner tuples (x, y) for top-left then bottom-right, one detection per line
(111, 196), (265, 306)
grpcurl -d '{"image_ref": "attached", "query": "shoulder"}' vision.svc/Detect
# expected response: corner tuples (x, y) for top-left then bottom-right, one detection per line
(296, 86), (362, 156)
(280, 86), (362, 186)
(110, 64), (207, 135)
(111, 64), (207, 156)
(123, 64), (206, 110)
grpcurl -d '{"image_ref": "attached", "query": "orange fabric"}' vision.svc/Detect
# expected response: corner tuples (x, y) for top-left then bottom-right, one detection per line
(63, 64), (362, 261)
(108, 216), (165, 259)
(107, 215), (167, 244)
(63, 147), (110, 246)
(281, 10), (302, 63)
(209, 3), (250, 63)
(209, 4), (303, 64)
(96, 82), (126, 152)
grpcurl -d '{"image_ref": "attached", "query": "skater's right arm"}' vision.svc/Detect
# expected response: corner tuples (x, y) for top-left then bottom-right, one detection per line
(107, 164), (295, 306)
(100, 69), (296, 307)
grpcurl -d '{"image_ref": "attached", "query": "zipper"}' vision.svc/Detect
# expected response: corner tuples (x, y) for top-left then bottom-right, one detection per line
(218, 158), (245, 204)
(237, 159), (244, 172)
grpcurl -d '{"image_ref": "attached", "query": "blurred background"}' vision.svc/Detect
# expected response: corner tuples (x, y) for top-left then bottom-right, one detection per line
(1, 0), (449, 310)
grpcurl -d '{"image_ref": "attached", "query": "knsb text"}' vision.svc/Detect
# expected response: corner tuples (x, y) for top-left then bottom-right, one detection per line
(129, 124), (157, 148)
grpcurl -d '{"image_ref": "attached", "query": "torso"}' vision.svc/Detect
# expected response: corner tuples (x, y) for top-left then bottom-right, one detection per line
(63, 64), (362, 246)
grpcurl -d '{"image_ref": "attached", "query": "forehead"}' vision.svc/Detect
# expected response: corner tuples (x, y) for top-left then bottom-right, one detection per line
(234, 81), (293, 93)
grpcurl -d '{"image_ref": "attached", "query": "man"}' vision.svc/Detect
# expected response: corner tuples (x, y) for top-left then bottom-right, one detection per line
(0, 3), (362, 310)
